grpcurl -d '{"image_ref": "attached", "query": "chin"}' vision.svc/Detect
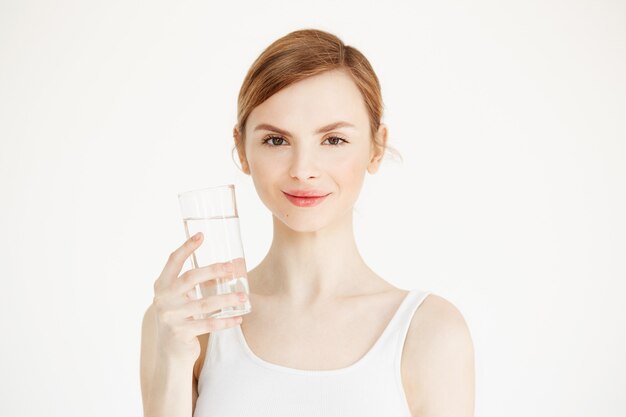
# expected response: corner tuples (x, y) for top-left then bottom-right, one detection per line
(273, 208), (330, 233)
(258, 189), (352, 232)
(277, 204), (355, 234)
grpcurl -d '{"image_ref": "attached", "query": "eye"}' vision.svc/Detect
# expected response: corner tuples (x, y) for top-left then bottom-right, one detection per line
(261, 135), (349, 147)
(323, 136), (348, 146)
(262, 135), (288, 146)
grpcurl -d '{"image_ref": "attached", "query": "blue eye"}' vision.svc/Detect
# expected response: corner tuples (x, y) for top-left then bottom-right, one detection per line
(261, 135), (348, 147)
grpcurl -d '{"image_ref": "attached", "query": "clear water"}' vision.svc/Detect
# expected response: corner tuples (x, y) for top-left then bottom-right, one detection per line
(183, 215), (251, 319)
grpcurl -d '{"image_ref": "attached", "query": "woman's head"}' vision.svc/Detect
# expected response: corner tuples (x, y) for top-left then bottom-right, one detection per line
(232, 29), (399, 231)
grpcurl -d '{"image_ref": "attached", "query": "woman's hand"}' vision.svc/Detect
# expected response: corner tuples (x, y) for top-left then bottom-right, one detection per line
(151, 232), (247, 363)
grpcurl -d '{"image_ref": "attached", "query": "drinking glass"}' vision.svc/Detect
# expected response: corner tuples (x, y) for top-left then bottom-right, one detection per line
(177, 184), (251, 319)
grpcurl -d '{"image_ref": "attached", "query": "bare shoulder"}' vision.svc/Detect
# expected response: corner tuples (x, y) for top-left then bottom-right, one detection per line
(402, 294), (475, 417)
(410, 293), (471, 331)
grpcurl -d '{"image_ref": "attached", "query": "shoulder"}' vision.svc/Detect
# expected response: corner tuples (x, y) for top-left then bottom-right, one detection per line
(412, 293), (471, 333)
(403, 293), (475, 417)
(405, 293), (473, 359)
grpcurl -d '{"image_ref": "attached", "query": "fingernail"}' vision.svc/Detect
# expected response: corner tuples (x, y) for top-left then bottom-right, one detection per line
(192, 232), (201, 241)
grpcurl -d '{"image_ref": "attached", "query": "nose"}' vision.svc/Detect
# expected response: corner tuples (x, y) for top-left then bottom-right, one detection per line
(288, 147), (320, 180)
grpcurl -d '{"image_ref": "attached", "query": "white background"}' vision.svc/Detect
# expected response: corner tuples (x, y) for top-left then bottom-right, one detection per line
(1, 1), (624, 416)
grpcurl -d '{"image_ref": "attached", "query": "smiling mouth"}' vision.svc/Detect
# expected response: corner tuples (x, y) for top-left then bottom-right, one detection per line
(282, 192), (331, 207)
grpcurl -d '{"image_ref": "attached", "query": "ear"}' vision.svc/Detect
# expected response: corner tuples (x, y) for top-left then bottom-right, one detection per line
(367, 123), (388, 175)
(233, 125), (251, 175)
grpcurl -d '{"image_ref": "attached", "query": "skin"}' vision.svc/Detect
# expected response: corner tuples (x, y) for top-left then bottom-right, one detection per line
(192, 68), (475, 416)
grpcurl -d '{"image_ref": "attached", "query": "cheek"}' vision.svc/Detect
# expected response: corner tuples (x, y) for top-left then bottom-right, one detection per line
(331, 149), (369, 177)
(247, 152), (279, 180)
(248, 157), (279, 194)
(330, 155), (369, 200)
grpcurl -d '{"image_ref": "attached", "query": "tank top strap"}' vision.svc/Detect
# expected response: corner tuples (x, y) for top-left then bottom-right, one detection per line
(364, 289), (430, 361)
(204, 322), (242, 369)
(390, 289), (431, 339)
(387, 289), (431, 366)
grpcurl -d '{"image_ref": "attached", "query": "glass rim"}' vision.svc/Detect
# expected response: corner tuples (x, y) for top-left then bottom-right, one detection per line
(177, 184), (235, 199)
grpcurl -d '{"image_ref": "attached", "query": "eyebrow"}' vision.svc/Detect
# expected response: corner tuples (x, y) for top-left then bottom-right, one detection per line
(253, 121), (356, 136)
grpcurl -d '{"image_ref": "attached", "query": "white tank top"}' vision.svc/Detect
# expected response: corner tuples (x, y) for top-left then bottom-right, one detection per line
(194, 289), (431, 417)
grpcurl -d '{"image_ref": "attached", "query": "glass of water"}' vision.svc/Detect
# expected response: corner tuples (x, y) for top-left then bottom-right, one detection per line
(177, 184), (251, 319)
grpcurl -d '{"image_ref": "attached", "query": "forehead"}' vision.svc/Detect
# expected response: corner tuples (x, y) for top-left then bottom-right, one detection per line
(246, 69), (369, 134)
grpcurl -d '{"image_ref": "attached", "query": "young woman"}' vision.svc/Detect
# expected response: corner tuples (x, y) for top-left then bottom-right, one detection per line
(141, 28), (475, 417)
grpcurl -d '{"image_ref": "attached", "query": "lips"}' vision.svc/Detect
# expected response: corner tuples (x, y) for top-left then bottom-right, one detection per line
(283, 189), (330, 198)
(282, 191), (331, 207)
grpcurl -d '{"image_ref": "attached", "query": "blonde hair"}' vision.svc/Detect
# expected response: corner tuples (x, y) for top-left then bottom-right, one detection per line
(232, 28), (402, 170)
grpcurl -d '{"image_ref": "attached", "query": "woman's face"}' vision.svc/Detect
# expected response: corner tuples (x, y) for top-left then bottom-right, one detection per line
(235, 69), (387, 232)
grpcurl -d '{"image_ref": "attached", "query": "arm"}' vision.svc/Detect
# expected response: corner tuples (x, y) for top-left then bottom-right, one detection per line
(140, 304), (198, 417)
(408, 295), (475, 417)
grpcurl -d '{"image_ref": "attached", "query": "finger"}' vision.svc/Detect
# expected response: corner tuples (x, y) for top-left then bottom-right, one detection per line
(175, 261), (235, 295)
(183, 315), (243, 336)
(157, 232), (204, 288)
(177, 292), (244, 319)
(229, 257), (248, 278)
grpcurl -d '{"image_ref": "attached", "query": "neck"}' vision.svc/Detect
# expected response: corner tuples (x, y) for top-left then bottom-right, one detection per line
(252, 209), (375, 305)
